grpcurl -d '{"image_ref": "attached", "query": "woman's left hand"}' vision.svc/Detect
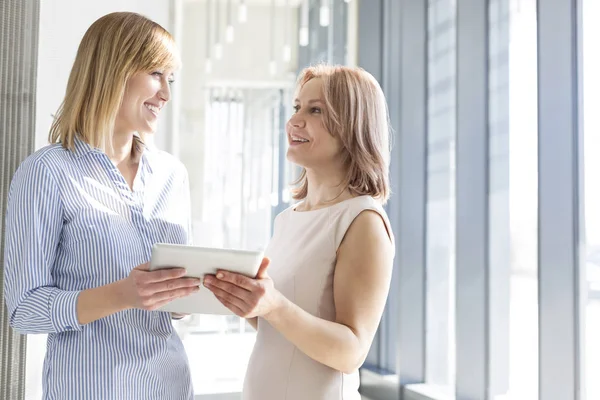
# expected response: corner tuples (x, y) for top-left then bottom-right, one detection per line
(203, 258), (283, 318)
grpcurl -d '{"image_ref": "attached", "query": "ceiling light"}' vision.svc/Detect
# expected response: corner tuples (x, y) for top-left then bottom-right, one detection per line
(239, 1), (247, 23)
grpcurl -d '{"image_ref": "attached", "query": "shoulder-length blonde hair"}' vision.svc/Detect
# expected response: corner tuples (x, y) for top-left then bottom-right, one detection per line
(291, 64), (392, 204)
(49, 12), (180, 151)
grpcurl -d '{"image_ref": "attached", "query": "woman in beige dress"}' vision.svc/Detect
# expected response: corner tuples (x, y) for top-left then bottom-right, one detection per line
(203, 64), (395, 400)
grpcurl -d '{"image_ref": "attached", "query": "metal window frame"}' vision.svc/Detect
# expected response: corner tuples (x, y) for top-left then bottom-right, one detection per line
(356, 1), (590, 400)
(356, 0), (428, 385)
(454, 1), (491, 399)
(537, 0), (585, 399)
(393, 0), (428, 387)
(425, 0), (458, 389)
(357, 0), (385, 372)
(379, 0), (403, 376)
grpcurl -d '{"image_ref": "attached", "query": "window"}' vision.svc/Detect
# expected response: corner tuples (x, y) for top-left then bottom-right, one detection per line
(488, 0), (538, 399)
(582, 1), (600, 398)
(178, 88), (293, 396)
(425, 0), (456, 391)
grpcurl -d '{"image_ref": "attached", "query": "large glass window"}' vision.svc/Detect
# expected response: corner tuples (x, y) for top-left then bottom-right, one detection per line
(175, 0), (349, 395)
(582, 1), (600, 398)
(178, 88), (290, 396)
(488, 0), (538, 399)
(425, 0), (456, 391)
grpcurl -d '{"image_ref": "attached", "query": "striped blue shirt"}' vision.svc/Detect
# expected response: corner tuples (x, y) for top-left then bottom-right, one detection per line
(3, 137), (194, 399)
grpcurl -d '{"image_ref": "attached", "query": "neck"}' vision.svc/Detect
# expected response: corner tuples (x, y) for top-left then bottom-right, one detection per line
(302, 165), (353, 210)
(107, 132), (136, 166)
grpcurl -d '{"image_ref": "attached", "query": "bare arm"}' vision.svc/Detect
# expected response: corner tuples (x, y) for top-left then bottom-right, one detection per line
(263, 211), (393, 372)
(75, 282), (130, 325)
(204, 210), (393, 373)
(76, 265), (201, 325)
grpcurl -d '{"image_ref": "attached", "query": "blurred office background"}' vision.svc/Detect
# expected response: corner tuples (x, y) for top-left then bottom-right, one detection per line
(1, 0), (599, 399)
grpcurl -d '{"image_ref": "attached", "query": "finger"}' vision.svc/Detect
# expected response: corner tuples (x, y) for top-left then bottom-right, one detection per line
(143, 288), (199, 311)
(212, 271), (256, 291)
(204, 277), (252, 301)
(214, 295), (247, 317)
(149, 286), (200, 306)
(204, 281), (251, 309)
(255, 257), (270, 279)
(145, 267), (188, 283)
(134, 262), (150, 271)
(145, 277), (201, 295)
(152, 294), (195, 311)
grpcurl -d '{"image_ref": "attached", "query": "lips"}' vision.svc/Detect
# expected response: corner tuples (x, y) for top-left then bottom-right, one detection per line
(290, 134), (309, 143)
(144, 103), (160, 117)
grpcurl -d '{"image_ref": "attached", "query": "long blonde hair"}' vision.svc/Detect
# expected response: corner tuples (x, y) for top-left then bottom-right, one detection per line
(49, 12), (180, 151)
(291, 64), (392, 204)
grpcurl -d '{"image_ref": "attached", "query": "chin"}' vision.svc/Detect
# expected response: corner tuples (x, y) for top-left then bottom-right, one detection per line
(286, 150), (302, 166)
(141, 123), (158, 134)
(286, 154), (311, 170)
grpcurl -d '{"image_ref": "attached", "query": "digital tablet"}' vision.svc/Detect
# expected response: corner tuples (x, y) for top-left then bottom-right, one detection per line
(149, 243), (264, 315)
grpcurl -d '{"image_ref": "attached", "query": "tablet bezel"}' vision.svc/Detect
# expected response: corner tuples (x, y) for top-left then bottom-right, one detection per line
(148, 243), (264, 314)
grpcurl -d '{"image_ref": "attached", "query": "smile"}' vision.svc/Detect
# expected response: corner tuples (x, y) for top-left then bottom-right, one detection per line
(290, 134), (309, 143)
(144, 103), (160, 117)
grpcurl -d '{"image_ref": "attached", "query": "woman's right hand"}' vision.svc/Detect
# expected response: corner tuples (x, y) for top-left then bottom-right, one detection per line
(120, 263), (201, 311)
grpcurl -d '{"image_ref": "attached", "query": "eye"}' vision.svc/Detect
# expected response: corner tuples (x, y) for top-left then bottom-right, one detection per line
(311, 107), (322, 114)
(152, 71), (175, 86)
(293, 105), (300, 113)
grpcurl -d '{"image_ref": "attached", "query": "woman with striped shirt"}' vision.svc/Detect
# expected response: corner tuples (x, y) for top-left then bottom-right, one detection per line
(3, 12), (199, 399)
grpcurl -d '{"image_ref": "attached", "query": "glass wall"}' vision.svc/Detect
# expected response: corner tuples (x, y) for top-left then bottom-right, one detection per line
(425, 0), (456, 391)
(357, 1), (586, 400)
(489, 0), (539, 399)
(175, 0), (303, 396)
(179, 88), (286, 396)
(176, 0), (350, 397)
(298, 0), (348, 68)
(89, 0), (595, 399)
(582, 1), (600, 398)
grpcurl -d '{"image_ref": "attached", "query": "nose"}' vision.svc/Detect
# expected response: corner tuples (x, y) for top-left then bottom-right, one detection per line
(158, 80), (171, 102)
(288, 112), (305, 128)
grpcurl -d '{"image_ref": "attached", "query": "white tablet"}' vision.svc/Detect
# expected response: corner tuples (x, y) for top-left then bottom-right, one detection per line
(149, 243), (264, 315)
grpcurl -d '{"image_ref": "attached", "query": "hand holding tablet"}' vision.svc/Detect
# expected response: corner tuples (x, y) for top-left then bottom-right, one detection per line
(149, 243), (264, 315)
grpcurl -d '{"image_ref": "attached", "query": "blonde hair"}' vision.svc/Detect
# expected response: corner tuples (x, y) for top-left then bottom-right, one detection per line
(291, 64), (392, 204)
(49, 12), (180, 151)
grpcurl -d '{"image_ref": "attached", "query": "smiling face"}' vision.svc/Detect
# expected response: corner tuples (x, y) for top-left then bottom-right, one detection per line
(115, 69), (174, 135)
(286, 78), (344, 170)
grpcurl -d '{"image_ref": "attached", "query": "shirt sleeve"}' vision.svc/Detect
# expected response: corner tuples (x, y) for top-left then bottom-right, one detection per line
(3, 157), (83, 334)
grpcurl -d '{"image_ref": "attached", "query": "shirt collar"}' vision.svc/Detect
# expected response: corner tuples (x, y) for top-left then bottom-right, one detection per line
(139, 140), (154, 174)
(71, 135), (154, 174)
(72, 136), (99, 159)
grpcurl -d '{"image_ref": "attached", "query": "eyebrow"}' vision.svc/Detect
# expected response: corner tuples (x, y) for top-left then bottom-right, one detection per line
(293, 99), (324, 104)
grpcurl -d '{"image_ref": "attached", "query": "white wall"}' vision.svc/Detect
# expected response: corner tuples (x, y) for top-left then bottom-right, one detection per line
(35, 0), (175, 150)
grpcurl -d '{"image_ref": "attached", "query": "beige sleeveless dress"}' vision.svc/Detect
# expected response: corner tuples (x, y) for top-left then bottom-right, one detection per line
(242, 195), (394, 400)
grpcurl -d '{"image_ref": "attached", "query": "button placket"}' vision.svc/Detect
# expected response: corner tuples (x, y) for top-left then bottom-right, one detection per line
(95, 151), (149, 265)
